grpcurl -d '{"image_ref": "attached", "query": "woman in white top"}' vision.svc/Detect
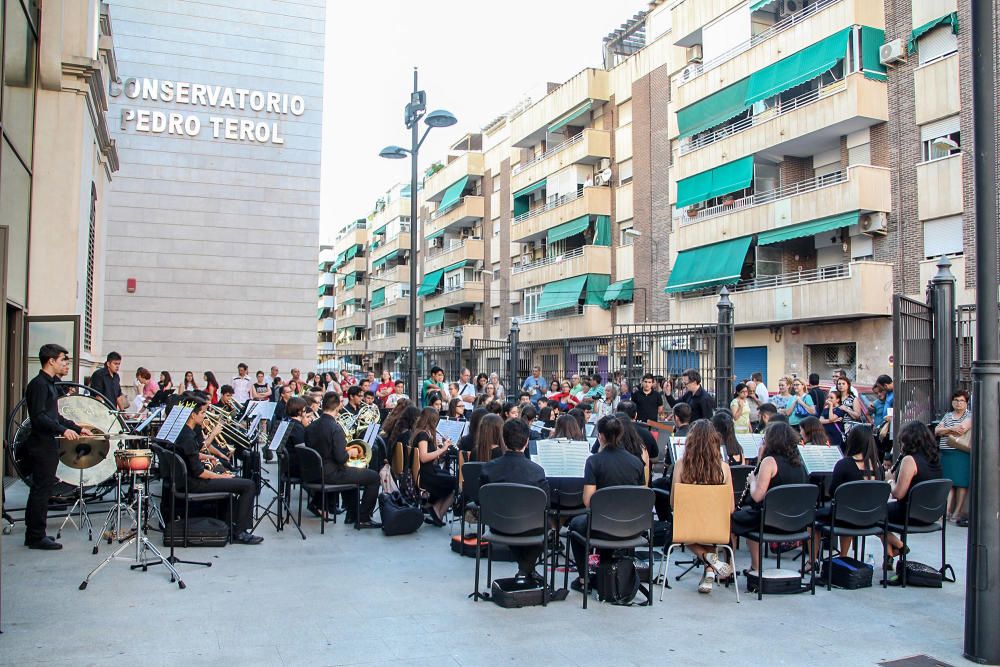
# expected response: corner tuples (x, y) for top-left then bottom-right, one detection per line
(488, 372), (506, 401)
(594, 383), (620, 419)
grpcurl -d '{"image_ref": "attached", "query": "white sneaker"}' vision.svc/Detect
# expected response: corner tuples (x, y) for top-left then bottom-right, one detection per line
(706, 552), (734, 579)
(698, 570), (716, 594)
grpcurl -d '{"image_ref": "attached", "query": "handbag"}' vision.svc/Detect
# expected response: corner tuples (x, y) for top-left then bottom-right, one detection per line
(947, 429), (971, 453)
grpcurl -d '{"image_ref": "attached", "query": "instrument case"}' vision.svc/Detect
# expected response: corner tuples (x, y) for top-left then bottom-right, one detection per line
(162, 517), (229, 547)
(821, 556), (874, 589)
(490, 577), (547, 608)
(745, 568), (803, 594)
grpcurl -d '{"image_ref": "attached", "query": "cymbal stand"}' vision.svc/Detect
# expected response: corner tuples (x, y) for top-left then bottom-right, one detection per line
(80, 469), (184, 590)
(249, 436), (298, 537)
(92, 469), (137, 554)
(57, 467), (94, 541)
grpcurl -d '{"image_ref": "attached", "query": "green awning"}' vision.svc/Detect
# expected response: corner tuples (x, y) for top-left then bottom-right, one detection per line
(513, 178), (547, 200)
(438, 176), (469, 212)
(745, 27), (851, 105)
(424, 308), (445, 327)
(425, 229), (445, 241)
(345, 244), (360, 260)
(604, 278), (634, 303)
(370, 287), (385, 309)
(372, 250), (399, 270)
(547, 215), (590, 244)
(665, 236), (753, 293)
(677, 78), (750, 139)
(317, 307), (326, 318)
(909, 11), (958, 53)
(749, 0), (777, 10)
(594, 215), (611, 246)
(417, 268), (446, 296)
(317, 286), (327, 296)
(537, 275), (588, 313)
(585, 274), (611, 309)
(758, 210), (858, 246)
(374, 224), (387, 237)
(861, 27), (888, 81)
(548, 101), (592, 134)
(344, 274), (357, 290)
(676, 155), (754, 209)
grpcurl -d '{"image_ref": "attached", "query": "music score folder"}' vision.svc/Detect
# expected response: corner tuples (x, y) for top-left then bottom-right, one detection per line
(533, 439), (590, 478)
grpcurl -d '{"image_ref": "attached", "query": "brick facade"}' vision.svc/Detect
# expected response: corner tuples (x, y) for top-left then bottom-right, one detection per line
(631, 73), (653, 323)
(498, 158), (512, 335)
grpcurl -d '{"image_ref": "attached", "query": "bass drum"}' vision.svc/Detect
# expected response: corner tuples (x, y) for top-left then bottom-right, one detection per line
(6, 386), (125, 488)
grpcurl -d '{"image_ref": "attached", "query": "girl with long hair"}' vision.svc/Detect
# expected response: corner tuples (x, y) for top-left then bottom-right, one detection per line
(414, 407), (456, 525)
(203, 371), (220, 404)
(553, 414), (584, 440)
(473, 414), (506, 462)
(179, 370), (198, 393)
(458, 407), (488, 456)
(711, 411), (744, 465)
(799, 416), (829, 447)
(885, 421), (942, 566)
(447, 397), (467, 421)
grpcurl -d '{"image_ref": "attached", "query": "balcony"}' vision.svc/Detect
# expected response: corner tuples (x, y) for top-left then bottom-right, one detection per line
(672, 0), (747, 48)
(369, 331), (410, 352)
(675, 74), (887, 176)
(424, 196), (485, 239)
(425, 238), (485, 274)
(674, 165), (892, 252)
(423, 281), (485, 309)
(317, 341), (335, 353)
(511, 187), (612, 243)
(509, 68), (610, 147)
(336, 310), (367, 329)
(511, 129), (612, 192)
(518, 305), (612, 341)
(334, 226), (368, 255)
(370, 263), (410, 287)
(370, 197), (410, 227)
(371, 233), (411, 264)
(318, 248), (336, 266)
(319, 273), (335, 286)
(914, 54), (959, 126)
(338, 281), (367, 303)
(917, 154), (962, 221)
(423, 324), (485, 346)
(673, 0), (885, 110)
(340, 256), (367, 275)
(424, 152), (484, 202)
(671, 261), (894, 327)
(370, 296), (412, 321)
(318, 295), (334, 310)
(319, 318), (334, 332)
(510, 246), (611, 292)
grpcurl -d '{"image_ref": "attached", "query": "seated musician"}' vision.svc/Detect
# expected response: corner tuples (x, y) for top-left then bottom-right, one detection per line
(480, 419), (549, 585)
(671, 420), (735, 594)
(217, 385), (238, 415)
(413, 407), (456, 526)
(885, 420), (943, 570)
(731, 422), (807, 574)
(568, 416), (645, 593)
(671, 402), (692, 437)
(171, 394), (262, 544)
(553, 414), (584, 440)
(303, 392), (381, 528)
(470, 414), (505, 462)
(457, 407), (487, 457)
(711, 412), (745, 465)
(618, 400), (660, 462)
(343, 385), (363, 418)
(281, 397), (310, 481)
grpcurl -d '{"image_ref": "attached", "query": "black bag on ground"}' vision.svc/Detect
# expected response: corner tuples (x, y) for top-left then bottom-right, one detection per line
(596, 556), (641, 605)
(651, 520), (671, 548)
(162, 517), (229, 547)
(820, 556), (873, 589)
(378, 492), (423, 536)
(896, 560), (944, 587)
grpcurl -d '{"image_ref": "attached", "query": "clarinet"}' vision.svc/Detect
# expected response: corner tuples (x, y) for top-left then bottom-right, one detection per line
(738, 459), (763, 506)
(888, 451), (905, 476)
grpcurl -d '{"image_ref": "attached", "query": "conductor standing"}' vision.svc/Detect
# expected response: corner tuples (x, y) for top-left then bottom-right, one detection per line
(23, 344), (92, 550)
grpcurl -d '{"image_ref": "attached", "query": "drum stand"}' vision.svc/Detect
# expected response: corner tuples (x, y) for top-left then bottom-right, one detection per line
(80, 470), (184, 590)
(92, 471), (137, 555)
(57, 467), (94, 541)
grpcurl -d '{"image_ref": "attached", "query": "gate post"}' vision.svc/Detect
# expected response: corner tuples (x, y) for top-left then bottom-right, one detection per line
(715, 288), (734, 405)
(453, 326), (464, 382)
(508, 319), (520, 397)
(626, 333), (635, 394)
(927, 256), (956, 421)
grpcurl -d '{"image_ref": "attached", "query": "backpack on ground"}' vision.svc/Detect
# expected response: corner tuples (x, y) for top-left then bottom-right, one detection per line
(378, 491), (423, 536)
(596, 555), (641, 605)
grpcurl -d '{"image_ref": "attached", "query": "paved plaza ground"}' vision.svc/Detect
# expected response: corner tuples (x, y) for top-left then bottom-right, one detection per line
(0, 479), (971, 667)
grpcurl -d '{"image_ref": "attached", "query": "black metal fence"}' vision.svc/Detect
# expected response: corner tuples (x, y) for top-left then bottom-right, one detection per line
(957, 304), (976, 392)
(470, 336), (618, 391)
(892, 295), (934, 425)
(612, 322), (723, 396)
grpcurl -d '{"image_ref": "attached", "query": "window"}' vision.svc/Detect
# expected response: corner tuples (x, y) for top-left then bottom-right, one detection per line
(807, 342), (857, 381)
(921, 115), (961, 161)
(923, 215), (964, 258)
(84, 183), (97, 351)
(917, 25), (958, 66)
(618, 159), (633, 185)
(522, 287), (542, 317)
(756, 245), (782, 277)
(619, 221), (635, 246)
(618, 100), (632, 127)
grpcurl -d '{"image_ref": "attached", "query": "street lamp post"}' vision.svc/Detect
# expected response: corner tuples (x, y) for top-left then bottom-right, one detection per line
(379, 67), (457, 403)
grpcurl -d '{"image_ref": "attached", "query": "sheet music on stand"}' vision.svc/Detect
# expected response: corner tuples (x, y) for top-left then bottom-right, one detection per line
(268, 420), (290, 451)
(532, 420), (550, 437)
(585, 422), (596, 438)
(436, 419), (468, 444)
(248, 415), (263, 438)
(249, 401), (276, 421)
(133, 406), (164, 434)
(534, 438), (591, 478)
(798, 445), (843, 474)
(155, 405), (193, 443)
(362, 422), (380, 448)
(736, 433), (764, 453)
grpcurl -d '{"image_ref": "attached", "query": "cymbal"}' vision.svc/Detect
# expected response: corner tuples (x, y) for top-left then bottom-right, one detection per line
(58, 437), (111, 470)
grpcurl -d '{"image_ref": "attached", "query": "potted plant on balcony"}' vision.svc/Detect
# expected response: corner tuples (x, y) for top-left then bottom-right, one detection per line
(424, 161), (444, 179)
(686, 206), (700, 218)
(722, 194), (735, 205)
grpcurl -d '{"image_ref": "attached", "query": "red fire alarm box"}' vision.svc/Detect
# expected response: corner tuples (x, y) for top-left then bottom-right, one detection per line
(126, 278), (136, 293)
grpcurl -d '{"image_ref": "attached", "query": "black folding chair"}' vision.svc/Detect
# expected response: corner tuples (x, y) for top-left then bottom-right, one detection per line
(887, 478), (954, 586)
(294, 445), (360, 534)
(738, 483), (819, 600)
(151, 444), (234, 547)
(567, 486), (655, 609)
(814, 480), (891, 590)
(473, 483), (550, 604)
(458, 461), (485, 540)
(551, 481), (589, 592)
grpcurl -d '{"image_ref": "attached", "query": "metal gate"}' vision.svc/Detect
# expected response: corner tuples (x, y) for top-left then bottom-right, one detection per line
(957, 305), (976, 392)
(399, 346), (466, 387)
(612, 322), (722, 397)
(892, 295), (934, 425)
(470, 336), (615, 392)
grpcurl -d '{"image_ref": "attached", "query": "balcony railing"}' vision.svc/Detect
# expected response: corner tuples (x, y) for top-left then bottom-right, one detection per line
(512, 246), (585, 274)
(679, 170), (848, 225)
(512, 132), (585, 175)
(512, 189), (586, 225)
(518, 305), (584, 323)
(677, 0), (843, 86)
(679, 78), (848, 156)
(427, 238), (474, 259)
(424, 324), (478, 338)
(680, 264), (852, 299)
(430, 197), (467, 221)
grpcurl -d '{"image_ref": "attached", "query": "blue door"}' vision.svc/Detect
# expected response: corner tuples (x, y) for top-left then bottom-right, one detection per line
(734, 346), (768, 385)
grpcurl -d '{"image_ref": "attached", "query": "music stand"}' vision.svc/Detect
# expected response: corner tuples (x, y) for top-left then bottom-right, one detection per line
(252, 420), (304, 539)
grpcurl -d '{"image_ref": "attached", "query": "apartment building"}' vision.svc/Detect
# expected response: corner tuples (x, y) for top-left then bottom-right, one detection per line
(325, 219), (369, 358)
(367, 183), (414, 366)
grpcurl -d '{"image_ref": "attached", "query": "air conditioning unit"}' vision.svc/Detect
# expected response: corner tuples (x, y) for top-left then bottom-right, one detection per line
(780, 0), (802, 15)
(880, 39), (905, 65)
(686, 44), (703, 63)
(598, 158), (611, 171)
(430, 236), (444, 248)
(594, 168), (613, 186)
(860, 211), (888, 236)
(521, 243), (533, 255)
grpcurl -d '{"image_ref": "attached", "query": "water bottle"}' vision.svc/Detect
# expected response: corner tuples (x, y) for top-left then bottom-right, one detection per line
(866, 552), (876, 571)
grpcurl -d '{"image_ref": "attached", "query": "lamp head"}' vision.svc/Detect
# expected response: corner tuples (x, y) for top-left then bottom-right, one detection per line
(379, 145), (409, 160)
(424, 109), (457, 128)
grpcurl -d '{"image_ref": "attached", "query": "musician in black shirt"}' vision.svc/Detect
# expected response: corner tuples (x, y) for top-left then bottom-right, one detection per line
(343, 385), (363, 418)
(88, 351), (125, 409)
(677, 369), (716, 422)
(281, 397), (310, 479)
(171, 395), (262, 544)
(22, 344), (92, 549)
(632, 373), (665, 424)
(303, 392), (381, 528)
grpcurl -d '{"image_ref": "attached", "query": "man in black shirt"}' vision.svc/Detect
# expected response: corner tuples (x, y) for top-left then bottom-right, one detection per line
(677, 369), (716, 422)
(170, 396), (262, 544)
(88, 351), (125, 410)
(671, 402), (692, 437)
(480, 419), (549, 583)
(632, 373), (665, 425)
(807, 373), (827, 415)
(303, 392), (381, 528)
(22, 344), (92, 549)
(617, 400), (659, 461)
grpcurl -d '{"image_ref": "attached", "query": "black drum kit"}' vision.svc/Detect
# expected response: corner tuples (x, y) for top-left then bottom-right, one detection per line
(3, 383), (184, 589)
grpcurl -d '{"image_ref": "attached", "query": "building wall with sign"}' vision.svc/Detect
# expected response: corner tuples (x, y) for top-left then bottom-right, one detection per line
(102, 0), (324, 381)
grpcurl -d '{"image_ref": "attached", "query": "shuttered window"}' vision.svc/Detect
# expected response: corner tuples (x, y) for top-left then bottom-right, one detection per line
(923, 216), (964, 258)
(917, 25), (958, 65)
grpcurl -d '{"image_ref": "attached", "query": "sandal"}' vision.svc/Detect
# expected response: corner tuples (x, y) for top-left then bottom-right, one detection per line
(705, 553), (734, 579)
(698, 571), (715, 594)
